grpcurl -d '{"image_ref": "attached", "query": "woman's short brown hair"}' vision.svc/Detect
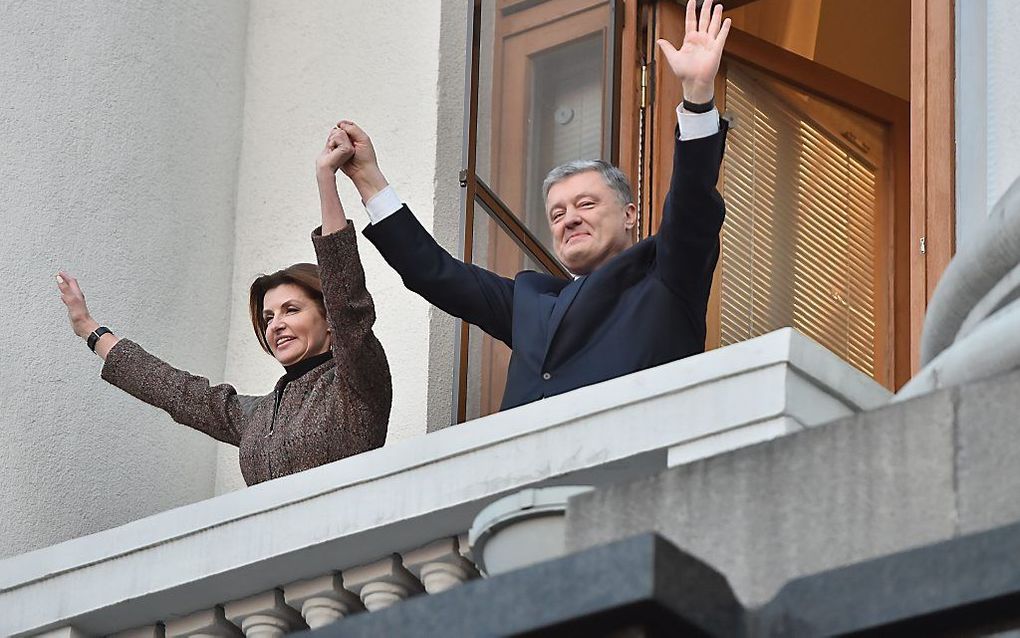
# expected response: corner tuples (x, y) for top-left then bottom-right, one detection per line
(249, 263), (326, 355)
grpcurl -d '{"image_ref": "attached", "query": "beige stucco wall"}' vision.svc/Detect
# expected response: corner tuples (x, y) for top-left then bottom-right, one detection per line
(0, 1), (249, 558)
(986, 1), (1020, 209)
(214, 0), (463, 491)
(0, 0), (465, 552)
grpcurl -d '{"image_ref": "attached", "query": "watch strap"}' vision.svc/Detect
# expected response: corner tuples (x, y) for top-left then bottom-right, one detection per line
(682, 98), (715, 114)
(88, 326), (112, 352)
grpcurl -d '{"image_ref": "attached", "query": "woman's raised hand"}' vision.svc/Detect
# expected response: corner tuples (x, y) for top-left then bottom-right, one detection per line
(316, 126), (356, 176)
(56, 271), (99, 339)
(334, 120), (389, 203)
(656, 0), (732, 103)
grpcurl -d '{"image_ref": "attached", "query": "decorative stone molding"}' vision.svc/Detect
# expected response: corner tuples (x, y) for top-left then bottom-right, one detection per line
(32, 628), (89, 638)
(457, 533), (473, 563)
(283, 573), (363, 629)
(403, 537), (479, 594)
(164, 607), (241, 638)
(899, 175), (1020, 398)
(223, 590), (304, 638)
(0, 329), (888, 638)
(111, 625), (165, 638)
(343, 555), (424, 611)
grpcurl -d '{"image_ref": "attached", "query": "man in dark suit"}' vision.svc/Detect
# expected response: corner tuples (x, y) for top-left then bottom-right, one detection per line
(339, 0), (732, 411)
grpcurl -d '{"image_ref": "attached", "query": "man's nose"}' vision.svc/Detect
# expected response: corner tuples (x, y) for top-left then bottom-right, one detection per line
(564, 209), (582, 227)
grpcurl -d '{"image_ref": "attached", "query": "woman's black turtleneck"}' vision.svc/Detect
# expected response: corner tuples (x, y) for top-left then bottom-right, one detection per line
(282, 350), (333, 383)
(270, 350), (333, 434)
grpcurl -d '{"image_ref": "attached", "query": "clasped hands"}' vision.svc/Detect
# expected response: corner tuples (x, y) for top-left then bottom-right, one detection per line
(316, 120), (388, 203)
(316, 121), (379, 180)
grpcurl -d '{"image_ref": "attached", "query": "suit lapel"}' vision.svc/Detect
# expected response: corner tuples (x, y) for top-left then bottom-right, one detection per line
(542, 275), (587, 363)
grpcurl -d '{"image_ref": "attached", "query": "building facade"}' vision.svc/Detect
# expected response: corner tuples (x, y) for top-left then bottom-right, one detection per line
(1, 0), (1019, 635)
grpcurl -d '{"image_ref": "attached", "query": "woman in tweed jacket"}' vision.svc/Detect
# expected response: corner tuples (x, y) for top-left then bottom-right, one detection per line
(56, 125), (392, 485)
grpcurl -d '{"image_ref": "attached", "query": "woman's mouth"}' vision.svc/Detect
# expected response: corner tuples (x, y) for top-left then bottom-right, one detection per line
(275, 335), (296, 349)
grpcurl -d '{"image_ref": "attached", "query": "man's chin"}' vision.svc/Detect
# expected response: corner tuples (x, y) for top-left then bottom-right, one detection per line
(563, 258), (593, 276)
(559, 246), (596, 274)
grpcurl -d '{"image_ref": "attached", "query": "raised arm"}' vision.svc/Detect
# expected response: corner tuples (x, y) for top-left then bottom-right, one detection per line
(56, 272), (246, 445)
(335, 120), (517, 346)
(653, 0), (730, 301)
(312, 125), (392, 416)
(315, 125), (356, 234)
(57, 272), (119, 359)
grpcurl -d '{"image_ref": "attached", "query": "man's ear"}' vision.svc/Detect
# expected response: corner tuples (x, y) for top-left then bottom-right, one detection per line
(623, 202), (638, 230)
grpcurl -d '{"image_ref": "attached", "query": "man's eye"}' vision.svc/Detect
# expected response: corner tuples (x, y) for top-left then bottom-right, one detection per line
(286, 307), (298, 314)
(581, 201), (595, 208)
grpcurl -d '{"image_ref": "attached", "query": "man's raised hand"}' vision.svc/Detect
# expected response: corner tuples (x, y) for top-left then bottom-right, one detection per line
(316, 127), (356, 176)
(656, 0), (731, 103)
(335, 120), (389, 202)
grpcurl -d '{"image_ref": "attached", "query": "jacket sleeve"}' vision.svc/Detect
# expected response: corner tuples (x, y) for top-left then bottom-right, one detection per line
(311, 224), (393, 425)
(654, 121), (728, 311)
(362, 206), (516, 347)
(101, 339), (245, 446)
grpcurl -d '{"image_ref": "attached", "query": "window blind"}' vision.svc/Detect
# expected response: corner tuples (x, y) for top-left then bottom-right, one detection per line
(720, 67), (881, 379)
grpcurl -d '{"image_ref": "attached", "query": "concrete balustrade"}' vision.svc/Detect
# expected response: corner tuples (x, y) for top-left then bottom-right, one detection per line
(283, 573), (363, 629)
(2, 330), (887, 637)
(164, 607), (240, 638)
(110, 626), (165, 638)
(223, 590), (305, 638)
(343, 555), (425, 611)
(404, 537), (479, 594)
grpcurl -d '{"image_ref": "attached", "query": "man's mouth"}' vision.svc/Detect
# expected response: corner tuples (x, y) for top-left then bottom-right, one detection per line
(566, 233), (590, 245)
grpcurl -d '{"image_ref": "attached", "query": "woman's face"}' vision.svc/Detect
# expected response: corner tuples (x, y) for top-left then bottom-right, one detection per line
(262, 283), (331, 366)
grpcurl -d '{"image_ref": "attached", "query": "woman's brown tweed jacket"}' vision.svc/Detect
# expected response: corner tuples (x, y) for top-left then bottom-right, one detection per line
(100, 225), (392, 485)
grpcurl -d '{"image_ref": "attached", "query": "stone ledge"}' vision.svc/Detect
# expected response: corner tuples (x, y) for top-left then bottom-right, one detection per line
(566, 367), (1020, 607)
(0, 329), (887, 637)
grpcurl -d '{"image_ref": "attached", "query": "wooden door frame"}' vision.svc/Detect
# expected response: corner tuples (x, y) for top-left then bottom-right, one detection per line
(721, 27), (908, 389)
(483, 0), (614, 415)
(910, 0), (955, 375)
(458, 0), (621, 420)
(644, 0), (953, 388)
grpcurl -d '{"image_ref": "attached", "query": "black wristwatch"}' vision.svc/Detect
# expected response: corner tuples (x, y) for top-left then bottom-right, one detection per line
(87, 326), (113, 352)
(682, 98), (715, 114)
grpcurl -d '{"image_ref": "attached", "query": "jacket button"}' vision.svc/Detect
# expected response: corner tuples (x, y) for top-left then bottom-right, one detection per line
(542, 372), (552, 380)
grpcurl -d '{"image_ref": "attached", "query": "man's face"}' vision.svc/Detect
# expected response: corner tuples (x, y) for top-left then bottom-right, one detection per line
(546, 171), (637, 275)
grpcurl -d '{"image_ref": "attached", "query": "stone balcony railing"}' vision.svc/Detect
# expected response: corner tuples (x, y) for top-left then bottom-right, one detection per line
(0, 328), (890, 638)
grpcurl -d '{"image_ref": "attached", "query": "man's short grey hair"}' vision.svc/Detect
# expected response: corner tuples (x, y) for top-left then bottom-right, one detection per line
(542, 159), (634, 207)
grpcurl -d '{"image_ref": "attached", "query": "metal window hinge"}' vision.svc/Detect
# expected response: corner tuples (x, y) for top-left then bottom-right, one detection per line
(640, 64), (649, 109)
(920, 236), (927, 255)
(460, 169), (468, 188)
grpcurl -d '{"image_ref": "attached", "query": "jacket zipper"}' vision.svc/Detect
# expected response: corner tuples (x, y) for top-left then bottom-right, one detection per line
(269, 385), (286, 437)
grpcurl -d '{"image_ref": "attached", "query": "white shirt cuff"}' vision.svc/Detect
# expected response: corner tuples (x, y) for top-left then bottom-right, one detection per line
(364, 185), (403, 224)
(676, 104), (721, 141)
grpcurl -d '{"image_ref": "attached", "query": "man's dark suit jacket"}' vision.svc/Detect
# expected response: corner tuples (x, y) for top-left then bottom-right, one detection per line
(364, 124), (727, 411)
